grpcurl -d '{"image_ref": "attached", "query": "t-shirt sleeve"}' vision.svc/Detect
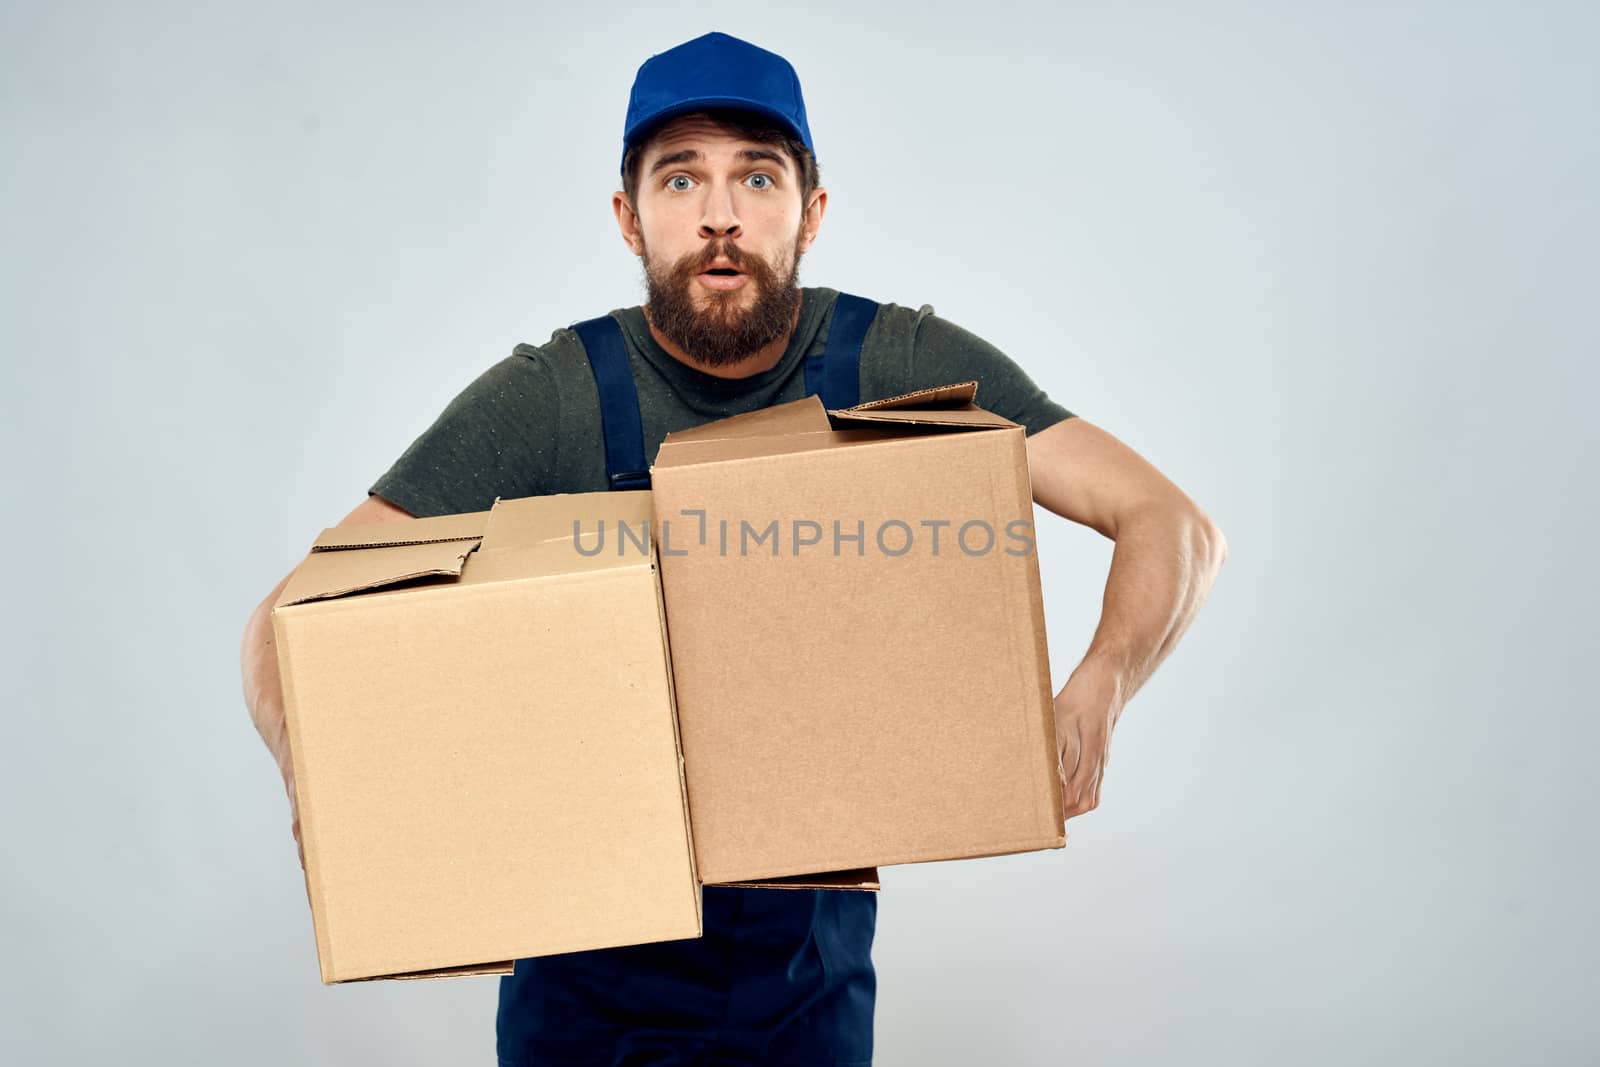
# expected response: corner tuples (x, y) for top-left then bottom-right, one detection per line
(368, 349), (562, 518)
(862, 302), (1075, 436)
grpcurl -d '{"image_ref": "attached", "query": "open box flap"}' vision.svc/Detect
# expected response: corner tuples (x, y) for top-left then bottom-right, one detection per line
(848, 381), (978, 409)
(276, 538), (481, 607)
(656, 395), (831, 451)
(275, 510), (489, 607)
(828, 381), (1017, 431)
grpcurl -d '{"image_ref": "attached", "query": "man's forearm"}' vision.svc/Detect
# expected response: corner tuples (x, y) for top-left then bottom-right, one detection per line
(1077, 501), (1227, 704)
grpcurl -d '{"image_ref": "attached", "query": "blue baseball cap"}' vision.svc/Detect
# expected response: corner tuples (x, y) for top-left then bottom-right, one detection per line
(621, 32), (815, 173)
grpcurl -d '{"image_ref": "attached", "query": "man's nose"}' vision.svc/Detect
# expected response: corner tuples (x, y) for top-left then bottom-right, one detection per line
(698, 181), (741, 239)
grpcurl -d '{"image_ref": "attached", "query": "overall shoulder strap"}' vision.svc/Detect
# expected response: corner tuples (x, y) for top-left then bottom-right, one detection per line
(572, 315), (651, 491)
(803, 292), (877, 410)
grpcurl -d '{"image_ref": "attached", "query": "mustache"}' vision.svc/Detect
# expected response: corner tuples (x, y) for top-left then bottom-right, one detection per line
(686, 239), (746, 272)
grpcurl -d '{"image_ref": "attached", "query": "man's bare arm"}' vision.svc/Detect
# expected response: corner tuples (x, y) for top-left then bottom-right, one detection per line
(1028, 416), (1228, 699)
(1026, 416), (1227, 815)
(240, 493), (415, 862)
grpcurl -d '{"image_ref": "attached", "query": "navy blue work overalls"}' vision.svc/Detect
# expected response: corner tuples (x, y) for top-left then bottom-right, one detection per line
(495, 295), (883, 1067)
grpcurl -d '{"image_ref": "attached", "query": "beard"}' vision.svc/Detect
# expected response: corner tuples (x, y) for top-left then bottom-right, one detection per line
(641, 232), (804, 368)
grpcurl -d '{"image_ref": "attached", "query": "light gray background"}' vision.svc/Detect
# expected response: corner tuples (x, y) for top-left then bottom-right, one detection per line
(4, 1), (1595, 1063)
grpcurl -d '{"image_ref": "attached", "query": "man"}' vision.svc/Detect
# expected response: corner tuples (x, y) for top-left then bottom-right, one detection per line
(240, 30), (1226, 1066)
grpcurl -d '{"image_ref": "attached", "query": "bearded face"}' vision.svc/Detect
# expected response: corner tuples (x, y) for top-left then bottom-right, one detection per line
(641, 229), (805, 368)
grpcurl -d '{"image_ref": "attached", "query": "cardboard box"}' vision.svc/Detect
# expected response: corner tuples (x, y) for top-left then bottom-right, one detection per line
(271, 491), (702, 983)
(650, 382), (1066, 884)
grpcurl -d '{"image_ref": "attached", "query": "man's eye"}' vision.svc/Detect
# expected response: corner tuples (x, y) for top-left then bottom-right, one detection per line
(667, 175), (694, 191)
(746, 174), (773, 190)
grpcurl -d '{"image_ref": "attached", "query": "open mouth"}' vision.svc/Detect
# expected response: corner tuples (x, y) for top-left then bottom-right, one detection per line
(697, 264), (749, 291)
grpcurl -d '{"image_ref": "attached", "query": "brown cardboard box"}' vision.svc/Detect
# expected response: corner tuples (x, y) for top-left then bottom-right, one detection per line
(651, 382), (1066, 884)
(271, 491), (702, 983)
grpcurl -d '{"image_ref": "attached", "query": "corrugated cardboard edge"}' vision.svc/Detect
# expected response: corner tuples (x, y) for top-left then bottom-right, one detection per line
(829, 406), (1017, 431)
(1002, 431), (1068, 839)
(312, 510), (488, 550)
(338, 960), (517, 983)
(713, 868), (881, 892)
(270, 607), (338, 984)
(649, 537), (705, 933)
(828, 381), (1017, 431)
(845, 381), (979, 410)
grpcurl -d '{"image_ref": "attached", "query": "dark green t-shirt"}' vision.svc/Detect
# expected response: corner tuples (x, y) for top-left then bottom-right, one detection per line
(370, 287), (1074, 517)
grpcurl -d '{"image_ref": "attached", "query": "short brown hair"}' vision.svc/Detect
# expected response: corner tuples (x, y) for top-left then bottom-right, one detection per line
(621, 108), (822, 208)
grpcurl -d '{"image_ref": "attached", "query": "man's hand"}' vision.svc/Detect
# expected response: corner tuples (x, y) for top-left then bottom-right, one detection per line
(242, 572), (306, 869)
(1054, 657), (1126, 820)
(281, 751), (305, 871)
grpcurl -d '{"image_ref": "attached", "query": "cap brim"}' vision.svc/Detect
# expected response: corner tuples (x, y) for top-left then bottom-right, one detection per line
(622, 96), (810, 171)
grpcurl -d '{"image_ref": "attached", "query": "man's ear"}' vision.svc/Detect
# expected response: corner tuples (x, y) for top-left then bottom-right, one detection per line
(798, 187), (828, 254)
(612, 192), (645, 256)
